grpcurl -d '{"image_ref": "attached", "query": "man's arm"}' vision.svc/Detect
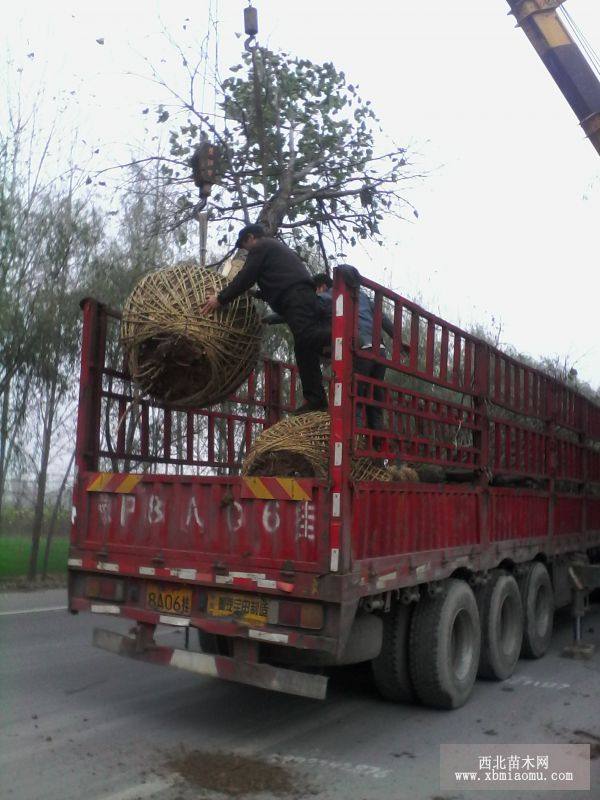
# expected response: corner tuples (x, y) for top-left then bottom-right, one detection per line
(217, 249), (263, 306)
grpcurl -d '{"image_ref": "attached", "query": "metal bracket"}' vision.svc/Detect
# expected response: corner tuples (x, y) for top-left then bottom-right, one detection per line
(400, 586), (420, 605)
(509, 0), (566, 26)
(131, 622), (156, 654)
(427, 580), (445, 598)
(561, 563), (600, 659)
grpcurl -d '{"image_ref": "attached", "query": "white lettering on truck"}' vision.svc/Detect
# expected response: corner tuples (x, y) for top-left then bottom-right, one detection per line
(98, 498), (111, 525)
(296, 501), (316, 542)
(148, 494), (165, 524)
(226, 501), (244, 532)
(262, 500), (281, 534)
(120, 495), (136, 526)
(186, 497), (204, 529)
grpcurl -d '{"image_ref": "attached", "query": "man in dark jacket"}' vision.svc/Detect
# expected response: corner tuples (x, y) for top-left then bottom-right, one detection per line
(200, 224), (330, 413)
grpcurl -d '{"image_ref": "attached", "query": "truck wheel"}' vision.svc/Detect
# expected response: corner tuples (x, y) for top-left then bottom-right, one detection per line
(409, 579), (480, 709)
(517, 562), (554, 659)
(371, 603), (415, 703)
(198, 630), (231, 656)
(476, 571), (523, 680)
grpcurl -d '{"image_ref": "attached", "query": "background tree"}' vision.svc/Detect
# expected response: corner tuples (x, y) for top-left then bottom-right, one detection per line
(0, 87), (66, 528)
(23, 186), (105, 579)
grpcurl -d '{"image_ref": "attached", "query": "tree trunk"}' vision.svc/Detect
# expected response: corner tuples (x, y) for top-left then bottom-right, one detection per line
(0, 382), (10, 530)
(0, 372), (32, 533)
(42, 450), (74, 579)
(28, 378), (57, 581)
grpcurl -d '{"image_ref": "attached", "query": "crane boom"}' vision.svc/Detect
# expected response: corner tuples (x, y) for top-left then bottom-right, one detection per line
(506, 0), (600, 156)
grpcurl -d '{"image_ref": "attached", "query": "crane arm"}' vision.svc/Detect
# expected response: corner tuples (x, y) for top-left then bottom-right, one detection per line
(506, 0), (600, 156)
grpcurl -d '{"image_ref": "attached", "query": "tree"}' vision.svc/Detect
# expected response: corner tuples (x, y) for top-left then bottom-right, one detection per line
(23, 186), (104, 580)
(0, 86), (65, 527)
(114, 41), (419, 263)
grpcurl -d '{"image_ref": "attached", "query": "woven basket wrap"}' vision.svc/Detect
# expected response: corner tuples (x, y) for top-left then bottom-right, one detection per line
(121, 264), (262, 406)
(242, 412), (418, 482)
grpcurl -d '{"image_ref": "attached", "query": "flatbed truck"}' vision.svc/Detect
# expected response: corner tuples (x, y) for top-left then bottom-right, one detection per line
(68, 270), (600, 708)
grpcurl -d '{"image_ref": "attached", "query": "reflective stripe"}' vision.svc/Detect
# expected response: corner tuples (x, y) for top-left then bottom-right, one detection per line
(97, 562), (119, 572)
(334, 337), (343, 361)
(169, 568), (197, 580)
(170, 649), (218, 676)
(159, 615), (190, 627)
(91, 604), (120, 615)
(330, 548), (340, 572)
(248, 629), (288, 644)
(332, 493), (341, 517)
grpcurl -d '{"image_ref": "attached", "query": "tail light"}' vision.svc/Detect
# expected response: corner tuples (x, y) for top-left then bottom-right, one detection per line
(268, 600), (323, 630)
(85, 576), (125, 602)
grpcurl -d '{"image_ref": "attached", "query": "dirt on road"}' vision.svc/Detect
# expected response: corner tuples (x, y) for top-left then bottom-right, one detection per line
(165, 749), (313, 797)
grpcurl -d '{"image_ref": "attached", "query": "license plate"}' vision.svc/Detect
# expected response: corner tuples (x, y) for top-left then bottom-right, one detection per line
(146, 584), (192, 616)
(207, 592), (268, 625)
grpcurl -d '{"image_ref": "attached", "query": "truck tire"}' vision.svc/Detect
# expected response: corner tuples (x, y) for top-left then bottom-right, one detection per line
(517, 562), (554, 659)
(476, 570), (523, 680)
(371, 603), (415, 703)
(409, 579), (480, 709)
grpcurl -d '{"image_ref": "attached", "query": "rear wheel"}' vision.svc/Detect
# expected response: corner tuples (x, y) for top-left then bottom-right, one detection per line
(371, 602), (415, 703)
(476, 570), (523, 680)
(517, 562), (554, 659)
(409, 579), (481, 709)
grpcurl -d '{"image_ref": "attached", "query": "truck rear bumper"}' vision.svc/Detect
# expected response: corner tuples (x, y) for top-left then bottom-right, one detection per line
(93, 628), (328, 701)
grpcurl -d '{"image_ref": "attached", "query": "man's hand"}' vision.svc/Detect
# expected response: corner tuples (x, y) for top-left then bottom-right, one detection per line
(200, 293), (220, 316)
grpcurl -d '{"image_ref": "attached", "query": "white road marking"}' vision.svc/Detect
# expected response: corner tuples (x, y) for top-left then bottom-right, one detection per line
(506, 675), (571, 690)
(272, 753), (390, 780)
(93, 778), (173, 800)
(0, 605), (67, 616)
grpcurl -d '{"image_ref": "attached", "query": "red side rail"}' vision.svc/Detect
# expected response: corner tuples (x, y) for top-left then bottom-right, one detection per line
(329, 271), (600, 593)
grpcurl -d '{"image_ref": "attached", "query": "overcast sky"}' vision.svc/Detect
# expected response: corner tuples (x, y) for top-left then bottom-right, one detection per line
(5, 1), (600, 386)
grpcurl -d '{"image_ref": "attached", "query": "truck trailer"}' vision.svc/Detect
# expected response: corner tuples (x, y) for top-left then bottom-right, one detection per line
(68, 269), (600, 708)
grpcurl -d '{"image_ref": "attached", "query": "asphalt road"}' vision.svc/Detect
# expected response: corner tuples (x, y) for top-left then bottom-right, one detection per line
(1, 589), (599, 800)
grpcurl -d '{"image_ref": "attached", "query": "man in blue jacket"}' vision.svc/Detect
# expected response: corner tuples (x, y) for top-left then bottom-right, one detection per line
(312, 273), (393, 434)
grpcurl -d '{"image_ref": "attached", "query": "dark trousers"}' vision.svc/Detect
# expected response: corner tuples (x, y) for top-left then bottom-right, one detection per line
(355, 350), (386, 432)
(278, 285), (330, 406)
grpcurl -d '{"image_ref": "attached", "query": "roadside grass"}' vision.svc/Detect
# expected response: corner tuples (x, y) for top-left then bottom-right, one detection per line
(0, 536), (69, 578)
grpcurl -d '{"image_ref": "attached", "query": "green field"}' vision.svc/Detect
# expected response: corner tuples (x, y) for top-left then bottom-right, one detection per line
(0, 536), (69, 579)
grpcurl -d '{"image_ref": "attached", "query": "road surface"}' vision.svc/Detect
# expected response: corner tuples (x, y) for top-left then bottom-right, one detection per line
(1, 588), (598, 800)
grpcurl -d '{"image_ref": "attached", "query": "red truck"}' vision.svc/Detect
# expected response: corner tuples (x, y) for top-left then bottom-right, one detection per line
(68, 270), (600, 708)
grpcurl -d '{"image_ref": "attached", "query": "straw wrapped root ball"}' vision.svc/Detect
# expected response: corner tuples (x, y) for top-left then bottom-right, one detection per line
(121, 263), (263, 406)
(242, 412), (332, 479)
(242, 412), (419, 482)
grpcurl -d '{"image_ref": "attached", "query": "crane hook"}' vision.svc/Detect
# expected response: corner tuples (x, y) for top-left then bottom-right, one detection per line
(244, 4), (258, 52)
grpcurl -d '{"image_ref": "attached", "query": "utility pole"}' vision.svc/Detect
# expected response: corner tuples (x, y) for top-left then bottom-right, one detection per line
(197, 208), (208, 266)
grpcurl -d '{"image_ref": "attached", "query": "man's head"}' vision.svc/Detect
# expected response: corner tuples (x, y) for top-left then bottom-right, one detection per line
(312, 272), (333, 294)
(235, 223), (266, 251)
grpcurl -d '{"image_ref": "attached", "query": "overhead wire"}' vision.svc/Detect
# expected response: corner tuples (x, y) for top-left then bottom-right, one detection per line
(199, 1), (211, 137)
(565, 8), (600, 74)
(213, 0), (220, 130)
(559, 6), (600, 80)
